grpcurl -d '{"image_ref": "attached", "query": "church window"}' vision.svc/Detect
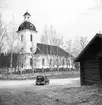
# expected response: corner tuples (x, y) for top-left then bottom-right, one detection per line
(62, 58), (65, 65)
(42, 58), (45, 66)
(22, 62), (23, 68)
(50, 59), (52, 66)
(30, 47), (32, 52)
(30, 34), (32, 42)
(30, 58), (32, 66)
(21, 34), (23, 41)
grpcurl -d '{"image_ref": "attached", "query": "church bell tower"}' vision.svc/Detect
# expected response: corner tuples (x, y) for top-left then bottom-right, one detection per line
(17, 11), (38, 69)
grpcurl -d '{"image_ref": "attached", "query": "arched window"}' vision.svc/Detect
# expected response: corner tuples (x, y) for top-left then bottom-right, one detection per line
(42, 58), (45, 66)
(30, 47), (32, 52)
(62, 58), (65, 65)
(50, 59), (52, 66)
(22, 62), (23, 68)
(30, 34), (32, 42)
(21, 34), (23, 41)
(30, 58), (32, 66)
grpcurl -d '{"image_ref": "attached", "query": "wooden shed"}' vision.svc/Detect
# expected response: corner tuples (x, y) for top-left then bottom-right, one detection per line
(75, 33), (102, 85)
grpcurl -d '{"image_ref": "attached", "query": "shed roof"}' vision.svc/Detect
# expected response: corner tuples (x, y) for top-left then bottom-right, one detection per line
(75, 33), (102, 62)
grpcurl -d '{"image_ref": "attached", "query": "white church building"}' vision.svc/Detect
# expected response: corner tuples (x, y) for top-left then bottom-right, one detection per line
(0, 11), (74, 72)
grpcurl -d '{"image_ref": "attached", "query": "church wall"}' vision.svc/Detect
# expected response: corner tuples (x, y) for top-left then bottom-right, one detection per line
(17, 29), (37, 53)
(23, 54), (32, 69)
(33, 54), (72, 69)
(25, 30), (37, 53)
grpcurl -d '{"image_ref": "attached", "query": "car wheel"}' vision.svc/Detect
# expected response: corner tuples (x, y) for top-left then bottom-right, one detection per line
(36, 83), (37, 85)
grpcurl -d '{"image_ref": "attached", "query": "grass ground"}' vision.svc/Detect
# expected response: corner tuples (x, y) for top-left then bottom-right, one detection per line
(0, 83), (102, 105)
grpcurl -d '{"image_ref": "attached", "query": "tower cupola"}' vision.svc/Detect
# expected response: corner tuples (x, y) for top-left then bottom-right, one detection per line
(17, 11), (37, 32)
(23, 11), (31, 22)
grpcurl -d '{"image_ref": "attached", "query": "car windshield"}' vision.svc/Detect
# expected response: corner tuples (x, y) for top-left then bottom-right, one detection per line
(37, 76), (44, 82)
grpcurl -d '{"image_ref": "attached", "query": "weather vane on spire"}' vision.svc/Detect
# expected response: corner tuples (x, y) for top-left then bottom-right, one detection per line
(99, 30), (101, 34)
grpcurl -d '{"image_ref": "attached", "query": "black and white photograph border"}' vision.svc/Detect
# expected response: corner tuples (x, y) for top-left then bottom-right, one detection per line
(0, 0), (102, 105)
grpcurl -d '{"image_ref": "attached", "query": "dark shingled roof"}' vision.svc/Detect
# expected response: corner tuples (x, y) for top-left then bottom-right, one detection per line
(34, 43), (69, 57)
(17, 21), (37, 32)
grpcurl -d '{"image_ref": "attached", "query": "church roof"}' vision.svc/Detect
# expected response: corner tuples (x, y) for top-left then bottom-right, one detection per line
(35, 43), (69, 57)
(17, 21), (37, 32)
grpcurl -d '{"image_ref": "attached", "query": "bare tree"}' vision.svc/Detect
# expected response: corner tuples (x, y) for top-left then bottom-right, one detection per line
(40, 25), (49, 44)
(79, 36), (88, 51)
(5, 18), (18, 72)
(64, 40), (72, 70)
(70, 36), (89, 70)
(71, 36), (89, 58)
(0, 13), (7, 54)
(64, 36), (88, 70)
(40, 25), (64, 71)
(16, 43), (26, 74)
(40, 25), (63, 47)
(64, 40), (72, 54)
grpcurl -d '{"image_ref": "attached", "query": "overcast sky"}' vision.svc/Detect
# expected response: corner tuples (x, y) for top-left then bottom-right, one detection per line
(0, 0), (102, 41)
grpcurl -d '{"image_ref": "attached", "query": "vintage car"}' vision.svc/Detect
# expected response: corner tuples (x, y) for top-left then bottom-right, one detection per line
(36, 75), (49, 85)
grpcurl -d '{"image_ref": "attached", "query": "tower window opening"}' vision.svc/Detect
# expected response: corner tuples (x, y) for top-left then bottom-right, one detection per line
(30, 34), (32, 42)
(42, 58), (45, 66)
(30, 24), (33, 29)
(21, 35), (23, 41)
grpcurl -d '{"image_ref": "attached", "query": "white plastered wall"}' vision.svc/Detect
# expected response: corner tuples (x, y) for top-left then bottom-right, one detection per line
(17, 29), (37, 69)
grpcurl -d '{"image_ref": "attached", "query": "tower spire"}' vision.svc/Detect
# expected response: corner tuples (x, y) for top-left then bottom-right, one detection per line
(23, 10), (31, 22)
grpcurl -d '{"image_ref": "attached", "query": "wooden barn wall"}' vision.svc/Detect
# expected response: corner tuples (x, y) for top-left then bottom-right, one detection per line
(82, 58), (100, 85)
